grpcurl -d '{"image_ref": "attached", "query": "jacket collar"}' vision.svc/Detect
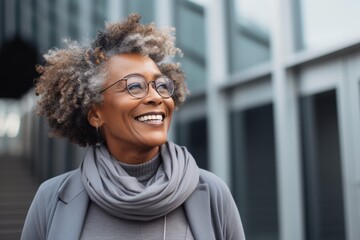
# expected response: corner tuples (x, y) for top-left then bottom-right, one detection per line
(48, 169), (215, 240)
(57, 168), (86, 203)
(184, 180), (216, 240)
(48, 169), (89, 240)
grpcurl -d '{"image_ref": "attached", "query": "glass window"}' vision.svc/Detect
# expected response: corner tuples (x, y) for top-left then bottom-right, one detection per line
(31, 0), (37, 42)
(15, 0), (20, 36)
(300, 90), (345, 240)
(92, 0), (107, 37)
(0, 1), (3, 43)
(48, 0), (57, 47)
(65, 143), (79, 171)
(181, 57), (205, 92)
(296, 0), (360, 51)
(68, 0), (79, 40)
(176, 0), (206, 93)
(231, 104), (279, 240)
(37, 116), (51, 181)
(227, 0), (272, 73)
(176, 118), (208, 170)
(123, 0), (155, 24)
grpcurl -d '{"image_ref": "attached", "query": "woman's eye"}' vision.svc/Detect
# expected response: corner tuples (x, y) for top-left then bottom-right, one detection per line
(157, 82), (168, 90)
(128, 82), (143, 90)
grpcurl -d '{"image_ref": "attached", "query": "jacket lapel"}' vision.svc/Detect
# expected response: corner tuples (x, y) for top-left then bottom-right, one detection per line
(46, 169), (217, 240)
(184, 183), (216, 240)
(47, 169), (89, 240)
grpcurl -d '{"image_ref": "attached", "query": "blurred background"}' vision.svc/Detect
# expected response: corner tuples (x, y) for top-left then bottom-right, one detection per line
(1, 0), (360, 239)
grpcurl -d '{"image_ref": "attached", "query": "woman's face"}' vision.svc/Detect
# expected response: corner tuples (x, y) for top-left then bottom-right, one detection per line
(90, 53), (175, 161)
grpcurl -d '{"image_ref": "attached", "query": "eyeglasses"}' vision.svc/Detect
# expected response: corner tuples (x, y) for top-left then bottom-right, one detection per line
(99, 74), (175, 99)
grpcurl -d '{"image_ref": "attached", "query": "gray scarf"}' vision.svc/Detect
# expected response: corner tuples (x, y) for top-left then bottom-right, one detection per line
(80, 141), (200, 221)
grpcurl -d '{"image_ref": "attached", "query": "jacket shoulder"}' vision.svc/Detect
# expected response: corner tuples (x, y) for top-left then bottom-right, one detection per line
(39, 170), (77, 193)
(198, 169), (231, 195)
(34, 171), (75, 206)
(21, 170), (78, 240)
(198, 169), (245, 240)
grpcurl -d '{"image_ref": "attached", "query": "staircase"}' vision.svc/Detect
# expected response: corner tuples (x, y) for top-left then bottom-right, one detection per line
(0, 155), (39, 240)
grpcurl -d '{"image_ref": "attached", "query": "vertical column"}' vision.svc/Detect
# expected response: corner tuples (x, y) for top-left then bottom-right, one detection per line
(73, 146), (87, 168)
(107, 0), (124, 22)
(4, 0), (16, 41)
(271, 0), (304, 240)
(78, 0), (92, 40)
(19, 0), (33, 42)
(204, 0), (230, 184)
(36, 0), (49, 50)
(0, 101), (7, 154)
(155, 0), (174, 27)
(338, 54), (360, 240)
(51, 138), (68, 176)
(21, 92), (36, 163)
(55, 0), (68, 46)
(0, 0), (3, 45)
(155, 0), (175, 140)
(26, 99), (49, 180)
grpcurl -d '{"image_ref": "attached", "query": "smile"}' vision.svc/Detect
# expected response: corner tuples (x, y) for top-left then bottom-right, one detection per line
(136, 114), (164, 123)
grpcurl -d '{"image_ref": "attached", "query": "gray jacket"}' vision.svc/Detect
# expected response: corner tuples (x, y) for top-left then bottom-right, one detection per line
(21, 168), (245, 240)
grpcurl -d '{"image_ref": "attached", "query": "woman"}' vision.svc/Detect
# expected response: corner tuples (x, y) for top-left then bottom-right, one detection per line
(21, 14), (245, 240)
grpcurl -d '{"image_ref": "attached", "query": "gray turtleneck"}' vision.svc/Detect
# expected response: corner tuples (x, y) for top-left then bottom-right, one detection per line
(80, 154), (194, 240)
(118, 153), (162, 185)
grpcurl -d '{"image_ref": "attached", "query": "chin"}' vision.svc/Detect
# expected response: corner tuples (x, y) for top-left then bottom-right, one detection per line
(141, 135), (167, 148)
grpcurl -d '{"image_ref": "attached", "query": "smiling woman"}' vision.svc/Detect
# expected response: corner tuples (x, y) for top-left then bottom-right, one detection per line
(21, 13), (245, 240)
(89, 53), (175, 164)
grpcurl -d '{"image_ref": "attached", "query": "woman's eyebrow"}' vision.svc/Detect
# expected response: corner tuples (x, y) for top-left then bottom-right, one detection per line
(123, 72), (164, 80)
(153, 73), (164, 79)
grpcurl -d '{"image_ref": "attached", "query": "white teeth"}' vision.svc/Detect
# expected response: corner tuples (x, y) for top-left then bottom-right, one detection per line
(137, 114), (163, 122)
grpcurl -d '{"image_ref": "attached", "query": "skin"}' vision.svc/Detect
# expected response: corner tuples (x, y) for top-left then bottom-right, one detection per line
(88, 53), (175, 164)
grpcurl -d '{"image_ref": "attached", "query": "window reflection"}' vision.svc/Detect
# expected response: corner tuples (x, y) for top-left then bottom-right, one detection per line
(176, 0), (206, 93)
(0, 101), (21, 138)
(4, 112), (21, 138)
(234, 0), (271, 44)
(296, 0), (360, 50)
(124, 0), (155, 24)
(68, 0), (79, 39)
(300, 90), (345, 240)
(231, 104), (279, 240)
(228, 0), (272, 73)
(48, 0), (57, 47)
(92, 0), (107, 37)
(176, 118), (208, 170)
(186, 0), (208, 6)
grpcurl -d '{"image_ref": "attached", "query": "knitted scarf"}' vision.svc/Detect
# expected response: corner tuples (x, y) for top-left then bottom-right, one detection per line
(80, 141), (200, 221)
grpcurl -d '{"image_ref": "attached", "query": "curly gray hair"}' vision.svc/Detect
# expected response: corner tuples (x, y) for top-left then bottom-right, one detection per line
(35, 13), (187, 146)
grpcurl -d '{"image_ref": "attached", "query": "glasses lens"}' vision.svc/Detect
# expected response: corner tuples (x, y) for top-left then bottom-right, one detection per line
(126, 76), (147, 98)
(155, 77), (174, 98)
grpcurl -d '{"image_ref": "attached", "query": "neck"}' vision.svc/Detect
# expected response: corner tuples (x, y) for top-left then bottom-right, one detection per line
(105, 142), (160, 164)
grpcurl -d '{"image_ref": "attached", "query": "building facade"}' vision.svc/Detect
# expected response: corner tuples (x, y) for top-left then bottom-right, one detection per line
(1, 0), (360, 240)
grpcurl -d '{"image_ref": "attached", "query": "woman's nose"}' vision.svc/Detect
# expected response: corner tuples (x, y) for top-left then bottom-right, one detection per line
(144, 82), (163, 105)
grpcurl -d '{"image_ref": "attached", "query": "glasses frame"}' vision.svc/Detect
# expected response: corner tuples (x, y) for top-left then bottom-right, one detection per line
(99, 73), (175, 99)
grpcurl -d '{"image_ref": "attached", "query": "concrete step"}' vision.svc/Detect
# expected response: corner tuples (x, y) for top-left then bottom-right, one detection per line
(0, 154), (39, 240)
(0, 229), (23, 240)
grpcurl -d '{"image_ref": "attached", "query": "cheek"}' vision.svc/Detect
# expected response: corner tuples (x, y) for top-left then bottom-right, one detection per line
(166, 100), (175, 128)
(166, 98), (175, 112)
(101, 97), (135, 125)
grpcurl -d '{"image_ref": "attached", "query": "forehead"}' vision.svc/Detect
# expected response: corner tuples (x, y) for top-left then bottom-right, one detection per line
(106, 53), (160, 81)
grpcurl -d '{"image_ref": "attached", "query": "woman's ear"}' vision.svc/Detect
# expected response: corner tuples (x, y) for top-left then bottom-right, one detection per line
(87, 106), (103, 128)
